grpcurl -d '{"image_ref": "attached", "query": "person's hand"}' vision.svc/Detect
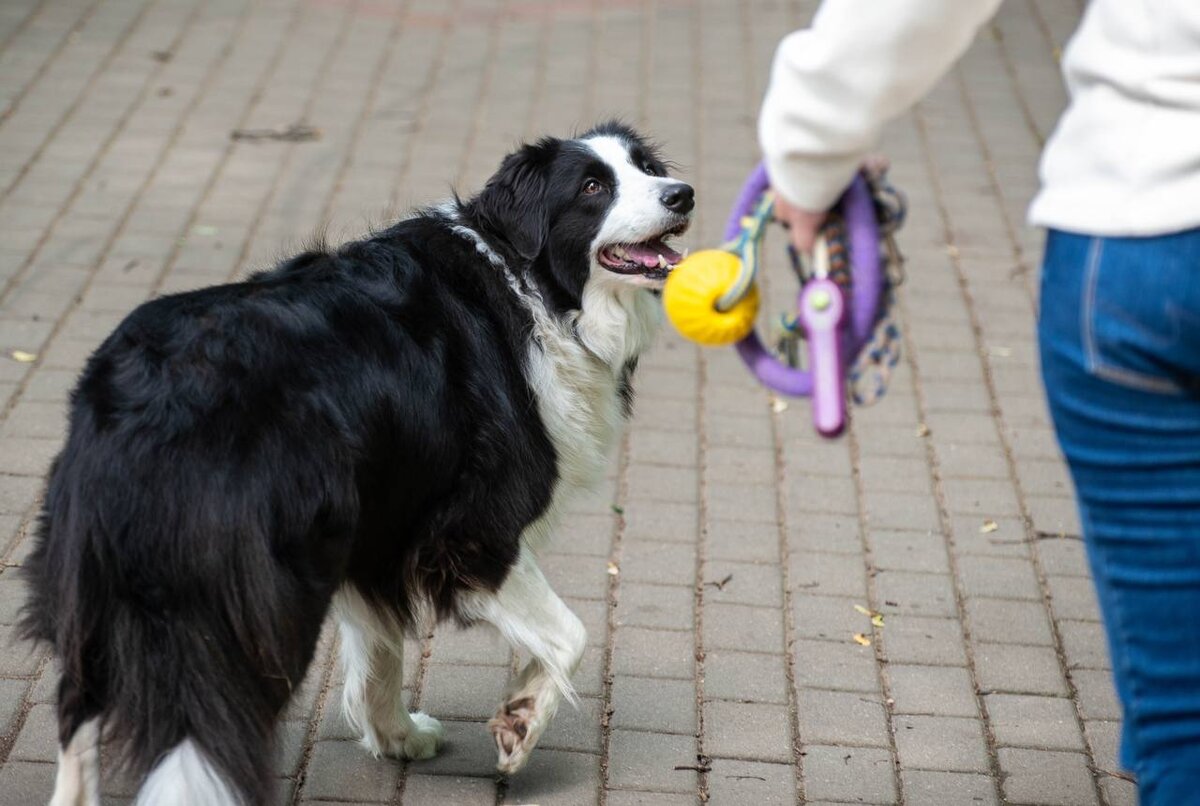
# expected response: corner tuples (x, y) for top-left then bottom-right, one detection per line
(773, 193), (827, 255)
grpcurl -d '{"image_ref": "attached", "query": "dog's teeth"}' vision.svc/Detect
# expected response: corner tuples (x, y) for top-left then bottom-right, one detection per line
(657, 254), (667, 268)
(682, 248), (689, 259)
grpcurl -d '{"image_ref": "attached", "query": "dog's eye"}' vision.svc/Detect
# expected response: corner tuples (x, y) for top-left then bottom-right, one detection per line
(640, 159), (657, 175)
(582, 178), (606, 195)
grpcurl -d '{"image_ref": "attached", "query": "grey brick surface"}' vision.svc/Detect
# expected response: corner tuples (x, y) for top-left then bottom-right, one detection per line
(607, 730), (697, 794)
(705, 649), (790, 704)
(894, 714), (990, 772)
(997, 748), (1099, 806)
(0, 2), (1112, 802)
(973, 643), (1069, 696)
(703, 700), (793, 763)
(795, 689), (890, 748)
(985, 693), (1085, 751)
(902, 770), (999, 806)
(803, 745), (897, 805)
(888, 664), (978, 717)
(610, 676), (695, 735)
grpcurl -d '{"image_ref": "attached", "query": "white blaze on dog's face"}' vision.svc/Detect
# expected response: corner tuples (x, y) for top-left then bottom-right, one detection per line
(583, 133), (693, 290)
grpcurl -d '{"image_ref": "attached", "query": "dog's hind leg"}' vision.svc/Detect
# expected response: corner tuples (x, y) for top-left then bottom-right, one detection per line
(462, 546), (587, 775)
(332, 587), (444, 760)
(48, 717), (100, 806)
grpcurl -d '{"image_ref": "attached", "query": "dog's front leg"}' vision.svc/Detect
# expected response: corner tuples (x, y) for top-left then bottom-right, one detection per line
(463, 547), (586, 774)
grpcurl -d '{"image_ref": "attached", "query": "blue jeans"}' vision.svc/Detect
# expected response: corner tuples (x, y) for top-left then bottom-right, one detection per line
(1039, 229), (1200, 805)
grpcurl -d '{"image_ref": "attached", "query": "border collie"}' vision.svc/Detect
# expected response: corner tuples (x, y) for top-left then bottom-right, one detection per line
(21, 122), (693, 805)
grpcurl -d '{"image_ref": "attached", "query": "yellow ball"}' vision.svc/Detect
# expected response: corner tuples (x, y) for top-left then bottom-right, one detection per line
(663, 250), (759, 346)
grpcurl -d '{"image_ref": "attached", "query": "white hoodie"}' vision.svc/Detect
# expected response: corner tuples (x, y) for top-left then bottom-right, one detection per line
(759, 0), (1200, 237)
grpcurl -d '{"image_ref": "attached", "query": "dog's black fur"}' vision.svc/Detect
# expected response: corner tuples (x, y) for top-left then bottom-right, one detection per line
(20, 121), (686, 804)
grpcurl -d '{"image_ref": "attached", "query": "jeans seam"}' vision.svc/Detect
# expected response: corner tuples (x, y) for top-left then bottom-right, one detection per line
(1081, 236), (1183, 396)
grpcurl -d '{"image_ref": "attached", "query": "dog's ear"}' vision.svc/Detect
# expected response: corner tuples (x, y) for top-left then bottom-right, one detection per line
(472, 139), (557, 261)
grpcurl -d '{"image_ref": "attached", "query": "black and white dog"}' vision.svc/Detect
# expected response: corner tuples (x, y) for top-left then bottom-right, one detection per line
(21, 122), (693, 805)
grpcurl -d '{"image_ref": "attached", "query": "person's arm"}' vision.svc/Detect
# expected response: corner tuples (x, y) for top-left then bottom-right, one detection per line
(760, 0), (1003, 247)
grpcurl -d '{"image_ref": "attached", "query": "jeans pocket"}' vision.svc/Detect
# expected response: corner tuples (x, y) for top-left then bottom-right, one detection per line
(1082, 237), (1186, 396)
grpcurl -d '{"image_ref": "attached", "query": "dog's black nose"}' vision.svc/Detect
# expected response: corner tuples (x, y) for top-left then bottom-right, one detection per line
(660, 183), (694, 214)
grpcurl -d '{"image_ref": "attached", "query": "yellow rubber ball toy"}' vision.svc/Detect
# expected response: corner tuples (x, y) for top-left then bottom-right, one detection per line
(663, 250), (759, 346)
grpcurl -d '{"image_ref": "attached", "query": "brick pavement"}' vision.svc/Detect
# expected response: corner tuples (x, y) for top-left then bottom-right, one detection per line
(0, 0), (1126, 804)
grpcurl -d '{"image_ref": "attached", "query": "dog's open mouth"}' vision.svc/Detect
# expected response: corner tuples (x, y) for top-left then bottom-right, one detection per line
(597, 225), (689, 281)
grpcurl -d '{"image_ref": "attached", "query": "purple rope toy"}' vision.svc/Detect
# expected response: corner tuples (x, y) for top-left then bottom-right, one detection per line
(721, 163), (884, 436)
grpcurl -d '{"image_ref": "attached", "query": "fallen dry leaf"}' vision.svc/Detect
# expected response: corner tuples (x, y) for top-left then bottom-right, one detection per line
(770, 396), (789, 414)
(853, 633), (872, 647)
(9, 350), (36, 363)
(980, 520), (999, 534)
(606, 562), (619, 576)
(915, 423), (931, 437)
(871, 614), (885, 628)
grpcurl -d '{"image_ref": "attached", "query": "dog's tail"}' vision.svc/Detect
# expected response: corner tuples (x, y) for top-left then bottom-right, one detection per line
(134, 740), (241, 805)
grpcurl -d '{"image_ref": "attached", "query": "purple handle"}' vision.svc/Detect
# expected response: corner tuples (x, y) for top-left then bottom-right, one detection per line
(800, 278), (846, 436)
(724, 163), (882, 433)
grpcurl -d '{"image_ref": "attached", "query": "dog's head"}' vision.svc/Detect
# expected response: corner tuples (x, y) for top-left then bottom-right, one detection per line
(467, 122), (693, 303)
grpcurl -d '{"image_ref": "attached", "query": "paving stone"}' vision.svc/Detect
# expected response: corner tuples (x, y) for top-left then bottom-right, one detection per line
(793, 593), (868, 641)
(869, 529), (950, 574)
(997, 748), (1099, 806)
(301, 740), (400, 802)
(863, 492), (941, 531)
(605, 791), (695, 806)
(8, 703), (56, 762)
(957, 555), (1041, 601)
(420, 664), (509, 721)
(795, 689), (889, 747)
(1099, 776), (1137, 806)
(623, 501), (698, 544)
(619, 539), (695, 587)
(948, 513), (1030, 558)
(1071, 668), (1121, 721)
(613, 627), (695, 681)
(412, 719), (500, 777)
(1083, 719), (1121, 773)
(1045, 574), (1101, 622)
(974, 643), (1068, 696)
(540, 696), (603, 754)
(625, 464), (698, 505)
(894, 714), (990, 772)
(985, 693), (1085, 751)
(627, 427), (699, 469)
(539, 553), (611, 601)
(790, 638), (879, 693)
(707, 518), (780, 563)
(607, 730), (697, 793)
(617, 583), (694, 631)
(703, 700), (793, 763)
(503, 748), (600, 806)
(1059, 620), (1111, 670)
(888, 664), (978, 717)
(802, 745), (896, 804)
(703, 560), (782, 607)
(787, 512), (861, 556)
(965, 596), (1055, 646)
(787, 551), (868, 598)
(702, 602), (783, 654)
(405, 774), (495, 805)
(704, 649), (789, 704)
(902, 770), (999, 806)
(880, 616), (967, 666)
(0, 761), (56, 806)
(874, 570), (958, 618)
(1037, 537), (1091, 578)
(610, 675), (695, 734)
(706, 759), (795, 806)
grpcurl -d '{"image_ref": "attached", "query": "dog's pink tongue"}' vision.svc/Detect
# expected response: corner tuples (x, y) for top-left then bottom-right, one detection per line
(625, 239), (682, 268)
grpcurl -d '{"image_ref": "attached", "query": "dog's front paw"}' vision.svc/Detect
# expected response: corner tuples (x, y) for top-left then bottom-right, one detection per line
(362, 712), (445, 760)
(488, 696), (547, 775)
(398, 712), (445, 760)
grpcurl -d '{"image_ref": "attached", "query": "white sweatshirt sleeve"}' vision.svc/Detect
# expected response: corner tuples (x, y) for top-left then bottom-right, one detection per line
(759, 0), (1004, 210)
